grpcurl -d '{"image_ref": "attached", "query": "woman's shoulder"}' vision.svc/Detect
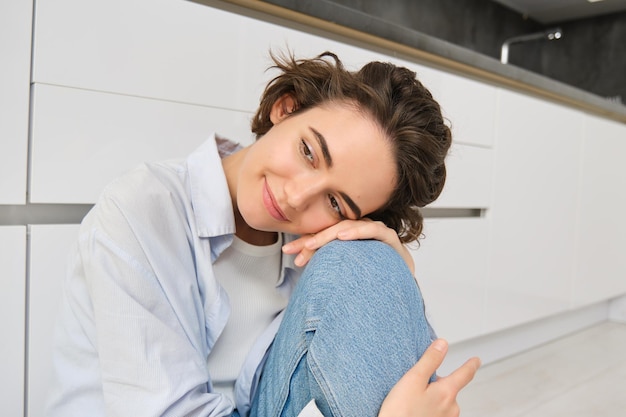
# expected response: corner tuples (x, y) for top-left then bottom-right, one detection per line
(104, 160), (186, 204)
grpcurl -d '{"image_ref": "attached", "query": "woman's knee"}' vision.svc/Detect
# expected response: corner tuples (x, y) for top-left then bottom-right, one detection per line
(311, 239), (408, 273)
(301, 239), (419, 305)
(314, 238), (409, 272)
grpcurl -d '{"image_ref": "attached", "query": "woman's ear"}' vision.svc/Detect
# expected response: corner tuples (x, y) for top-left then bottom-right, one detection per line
(269, 94), (297, 125)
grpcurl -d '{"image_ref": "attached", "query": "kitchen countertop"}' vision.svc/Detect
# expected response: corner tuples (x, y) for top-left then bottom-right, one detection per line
(190, 0), (626, 124)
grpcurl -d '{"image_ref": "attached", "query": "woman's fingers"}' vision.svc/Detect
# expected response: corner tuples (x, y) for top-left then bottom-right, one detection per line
(281, 235), (308, 254)
(400, 339), (449, 388)
(281, 235), (316, 267)
(400, 340), (481, 391)
(379, 339), (481, 417)
(441, 356), (482, 391)
(335, 219), (384, 239)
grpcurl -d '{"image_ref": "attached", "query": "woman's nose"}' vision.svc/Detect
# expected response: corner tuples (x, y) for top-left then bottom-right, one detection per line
(285, 177), (323, 211)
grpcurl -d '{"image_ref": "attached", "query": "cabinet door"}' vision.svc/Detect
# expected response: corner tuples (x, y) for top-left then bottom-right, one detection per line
(572, 115), (626, 306)
(29, 84), (253, 204)
(0, 0), (32, 203)
(430, 144), (493, 209)
(411, 218), (489, 343)
(27, 225), (80, 417)
(433, 72), (497, 148)
(485, 88), (584, 333)
(32, 0), (373, 113)
(33, 0), (261, 111)
(0, 226), (26, 417)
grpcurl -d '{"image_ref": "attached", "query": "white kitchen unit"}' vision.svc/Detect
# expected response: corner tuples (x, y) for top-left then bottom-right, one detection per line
(431, 144), (494, 209)
(32, 0), (264, 111)
(0, 226), (26, 417)
(572, 114), (626, 306)
(29, 84), (254, 204)
(411, 217), (489, 343)
(0, 0), (32, 204)
(432, 71), (498, 148)
(32, 0), (374, 113)
(485, 88), (585, 333)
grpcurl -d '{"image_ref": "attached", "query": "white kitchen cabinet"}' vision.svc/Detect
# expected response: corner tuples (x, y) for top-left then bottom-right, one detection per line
(484, 88), (584, 333)
(411, 217), (489, 343)
(32, 0), (372, 113)
(32, 0), (262, 111)
(32, 0), (468, 121)
(432, 71), (498, 148)
(571, 115), (626, 306)
(0, 226), (26, 417)
(430, 144), (494, 209)
(29, 84), (254, 204)
(0, 0), (32, 204)
(27, 225), (80, 417)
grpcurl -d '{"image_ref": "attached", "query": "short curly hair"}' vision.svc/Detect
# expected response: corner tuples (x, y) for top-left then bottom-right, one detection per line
(251, 52), (452, 243)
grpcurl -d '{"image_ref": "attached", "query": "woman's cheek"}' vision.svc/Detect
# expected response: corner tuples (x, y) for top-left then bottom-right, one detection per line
(307, 214), (339, 235)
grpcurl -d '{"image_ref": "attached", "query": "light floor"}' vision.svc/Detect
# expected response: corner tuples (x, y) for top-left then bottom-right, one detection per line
(457, 321), (626, 417)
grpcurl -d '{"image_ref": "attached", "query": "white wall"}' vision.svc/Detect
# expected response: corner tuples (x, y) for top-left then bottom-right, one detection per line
(1, 0), (625, 415)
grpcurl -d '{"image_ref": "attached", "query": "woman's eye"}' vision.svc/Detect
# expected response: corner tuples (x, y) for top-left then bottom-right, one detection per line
(328, 195), (344, 218)
(300, 139), (314, 164)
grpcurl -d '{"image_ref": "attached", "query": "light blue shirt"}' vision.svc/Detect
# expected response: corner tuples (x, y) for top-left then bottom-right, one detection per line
(46, 135), (302, 417)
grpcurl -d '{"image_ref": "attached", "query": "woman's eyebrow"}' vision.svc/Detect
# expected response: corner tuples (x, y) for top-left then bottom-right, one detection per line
(339, 191), (362, 219)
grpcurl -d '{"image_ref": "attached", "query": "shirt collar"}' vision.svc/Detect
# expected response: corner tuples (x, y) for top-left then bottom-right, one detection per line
(187, 134), (237, 239)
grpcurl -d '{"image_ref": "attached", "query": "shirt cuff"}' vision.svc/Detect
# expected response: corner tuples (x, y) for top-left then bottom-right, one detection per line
(297, 400), (325, 417)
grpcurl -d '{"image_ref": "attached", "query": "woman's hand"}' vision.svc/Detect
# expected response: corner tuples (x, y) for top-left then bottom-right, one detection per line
(282, 219), (415, 274)
(379, 339), (481, 417)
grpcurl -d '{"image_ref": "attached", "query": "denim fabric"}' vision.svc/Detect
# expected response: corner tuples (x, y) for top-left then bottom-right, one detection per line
(250, 239), (436, 417)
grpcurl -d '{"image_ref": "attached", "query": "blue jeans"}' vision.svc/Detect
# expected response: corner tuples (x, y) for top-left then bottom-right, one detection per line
(250, 240), (436, 417)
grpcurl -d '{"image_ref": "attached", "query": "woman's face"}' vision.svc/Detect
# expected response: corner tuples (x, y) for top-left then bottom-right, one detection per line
(234, 100), (396, 236)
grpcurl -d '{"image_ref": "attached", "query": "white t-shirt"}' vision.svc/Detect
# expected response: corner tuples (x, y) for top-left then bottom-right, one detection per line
(208, 234), (288, 404)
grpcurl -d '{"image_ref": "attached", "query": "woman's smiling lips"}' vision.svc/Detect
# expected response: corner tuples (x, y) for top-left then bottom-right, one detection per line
(263, 178), (288, 221)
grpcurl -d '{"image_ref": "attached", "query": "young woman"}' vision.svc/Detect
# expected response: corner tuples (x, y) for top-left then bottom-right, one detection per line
(46, 52), (480, 417)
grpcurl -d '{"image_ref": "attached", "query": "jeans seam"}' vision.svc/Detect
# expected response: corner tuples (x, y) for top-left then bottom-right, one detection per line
(307, 344), (344, 417)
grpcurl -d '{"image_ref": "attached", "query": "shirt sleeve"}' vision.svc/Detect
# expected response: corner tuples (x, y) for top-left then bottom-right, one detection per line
(55, 176), (232, 417)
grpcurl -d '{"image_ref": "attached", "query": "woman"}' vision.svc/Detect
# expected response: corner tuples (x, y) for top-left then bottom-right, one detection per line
(46, 52), (480, 417)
